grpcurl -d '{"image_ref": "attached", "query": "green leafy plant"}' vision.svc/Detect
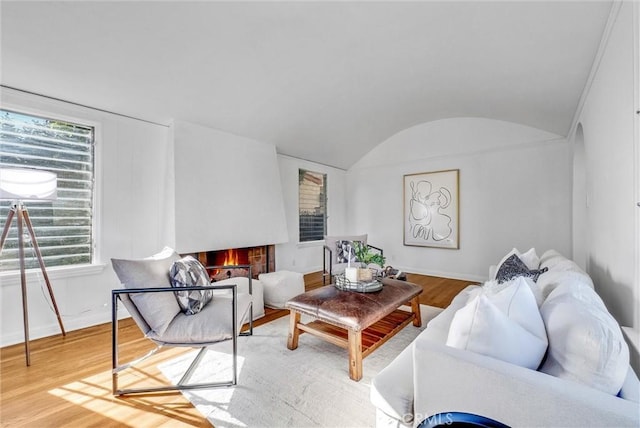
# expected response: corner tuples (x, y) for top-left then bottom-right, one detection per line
(352, 241), (386, 267)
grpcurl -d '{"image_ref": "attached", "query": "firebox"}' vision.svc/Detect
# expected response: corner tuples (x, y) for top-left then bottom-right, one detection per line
(190, 245), (275, 281)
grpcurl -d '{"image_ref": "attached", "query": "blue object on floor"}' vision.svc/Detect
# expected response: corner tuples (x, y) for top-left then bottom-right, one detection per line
(417, 412), (511, 428)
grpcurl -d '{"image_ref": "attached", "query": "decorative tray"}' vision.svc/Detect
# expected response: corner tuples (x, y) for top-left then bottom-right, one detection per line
(334, 275), (383, 293)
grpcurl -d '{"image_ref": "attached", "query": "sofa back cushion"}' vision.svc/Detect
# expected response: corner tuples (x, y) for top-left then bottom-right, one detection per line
(539, 282), (629, 395)
(537, 250), (594, 299)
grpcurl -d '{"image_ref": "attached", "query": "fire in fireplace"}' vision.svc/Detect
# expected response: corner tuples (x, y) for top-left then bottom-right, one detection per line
(193, 245), (275, 281)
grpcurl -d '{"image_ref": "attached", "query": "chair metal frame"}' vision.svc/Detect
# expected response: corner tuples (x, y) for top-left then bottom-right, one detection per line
(322, 243), (383, 285)
(112, 267), (254, 396)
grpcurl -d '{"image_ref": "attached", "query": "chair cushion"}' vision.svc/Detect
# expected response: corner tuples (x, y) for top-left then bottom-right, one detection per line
(148, 292), (252, 345)
(169, 256), (213, 315)
(111, 247), (182, 336)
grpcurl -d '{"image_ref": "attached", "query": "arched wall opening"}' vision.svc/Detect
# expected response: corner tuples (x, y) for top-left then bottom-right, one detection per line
(572, 123), (588, 270)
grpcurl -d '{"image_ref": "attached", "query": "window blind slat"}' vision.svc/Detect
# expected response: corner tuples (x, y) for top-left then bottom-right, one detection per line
(0, 109), (95, 271)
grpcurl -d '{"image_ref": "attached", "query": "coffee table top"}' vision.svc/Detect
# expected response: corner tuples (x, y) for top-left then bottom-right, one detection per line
(285, 278), (422, 331)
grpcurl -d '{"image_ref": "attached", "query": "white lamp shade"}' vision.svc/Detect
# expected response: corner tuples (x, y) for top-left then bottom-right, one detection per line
(0, 168), (58, 201)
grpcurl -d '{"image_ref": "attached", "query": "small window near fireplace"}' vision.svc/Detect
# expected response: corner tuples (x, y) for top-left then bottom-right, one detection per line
(298, 169), (327, 242)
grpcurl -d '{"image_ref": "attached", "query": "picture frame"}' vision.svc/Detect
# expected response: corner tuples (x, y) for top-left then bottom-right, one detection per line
(403, 169), (459, 249)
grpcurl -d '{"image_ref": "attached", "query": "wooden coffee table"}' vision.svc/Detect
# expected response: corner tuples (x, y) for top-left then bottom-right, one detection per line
(285, 278), (423, 381)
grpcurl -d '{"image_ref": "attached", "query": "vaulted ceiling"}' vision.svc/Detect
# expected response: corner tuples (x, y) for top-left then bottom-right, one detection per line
(1, 1), (612, 169)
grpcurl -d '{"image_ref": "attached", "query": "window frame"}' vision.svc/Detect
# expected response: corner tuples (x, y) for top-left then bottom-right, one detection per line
(298, 168), (328, 244)
(0, 102), (105, 283)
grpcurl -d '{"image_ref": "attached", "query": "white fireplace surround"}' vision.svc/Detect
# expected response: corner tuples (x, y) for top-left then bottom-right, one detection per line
(166, 120), (289, 253)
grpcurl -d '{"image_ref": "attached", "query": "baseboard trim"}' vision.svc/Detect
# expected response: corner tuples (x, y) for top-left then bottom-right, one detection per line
(0, 311), (113, 348)
(397, 266), (486, 284)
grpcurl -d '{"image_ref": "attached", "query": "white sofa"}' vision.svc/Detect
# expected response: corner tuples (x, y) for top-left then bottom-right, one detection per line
(371, 249), (640, 427)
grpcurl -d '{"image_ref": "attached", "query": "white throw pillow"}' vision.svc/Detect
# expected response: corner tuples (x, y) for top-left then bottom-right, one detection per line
(483, 276), (544, 308)
(518, 248), (540, 270)
(447, 277), (548, 369)
(540, 283), (629, 395)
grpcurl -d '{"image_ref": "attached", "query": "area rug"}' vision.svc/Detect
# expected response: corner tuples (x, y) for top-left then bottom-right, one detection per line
(159, 305), (443, 428)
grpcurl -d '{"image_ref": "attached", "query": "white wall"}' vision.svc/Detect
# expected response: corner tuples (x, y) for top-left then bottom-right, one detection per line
(0, 88), (171, 346)
(572, 1), (638, 328)
(276, 155), (348, 274)
(348, 117), (572, 281)
(170, 120), (288, 253)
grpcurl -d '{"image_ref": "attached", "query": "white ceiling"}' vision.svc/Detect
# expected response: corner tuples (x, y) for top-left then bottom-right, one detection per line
(1, 1), (611, 169)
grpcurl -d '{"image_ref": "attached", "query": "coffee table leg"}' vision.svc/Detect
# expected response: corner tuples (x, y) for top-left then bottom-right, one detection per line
(348, 329), (363, 381)
(411, 296), (422, 327)
(287, 310), (301, 350)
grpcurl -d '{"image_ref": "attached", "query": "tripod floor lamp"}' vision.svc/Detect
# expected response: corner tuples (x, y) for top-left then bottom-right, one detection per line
(0, 167), (66, 366)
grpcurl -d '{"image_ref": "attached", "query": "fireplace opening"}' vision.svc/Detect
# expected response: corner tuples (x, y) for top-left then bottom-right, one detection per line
(191, 245), (275, 281)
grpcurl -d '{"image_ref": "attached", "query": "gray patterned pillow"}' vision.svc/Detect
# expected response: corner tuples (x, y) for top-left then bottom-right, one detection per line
(336, 240), (362, 264)
(496, 253), (548, 284)
(169, 256), (213, 315)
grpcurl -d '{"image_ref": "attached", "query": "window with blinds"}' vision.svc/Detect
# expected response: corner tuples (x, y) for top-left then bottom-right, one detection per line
(299, 169), (327, 242)
(0, 109), (95, 271)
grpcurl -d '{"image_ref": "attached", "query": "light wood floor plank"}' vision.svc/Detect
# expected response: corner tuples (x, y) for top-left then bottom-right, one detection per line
(0, 272), (471, 427)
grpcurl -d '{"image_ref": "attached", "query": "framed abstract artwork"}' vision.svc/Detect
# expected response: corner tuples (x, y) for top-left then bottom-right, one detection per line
(403, 169), (459, 249)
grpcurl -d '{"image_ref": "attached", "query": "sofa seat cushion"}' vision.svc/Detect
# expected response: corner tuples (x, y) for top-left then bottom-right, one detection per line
(540, 282), (630, 395)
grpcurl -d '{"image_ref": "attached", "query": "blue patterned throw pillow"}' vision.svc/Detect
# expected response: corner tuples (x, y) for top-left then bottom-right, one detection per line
(169, 256), (213, 315)
(336, 240), (362, 264)
(495, 254), (548, 284)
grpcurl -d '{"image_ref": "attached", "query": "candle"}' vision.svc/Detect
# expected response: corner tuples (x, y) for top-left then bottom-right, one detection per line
(345, 267), (358, 283)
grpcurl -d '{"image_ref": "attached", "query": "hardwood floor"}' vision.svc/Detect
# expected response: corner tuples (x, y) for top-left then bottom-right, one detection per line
(0, 272), (472, 427)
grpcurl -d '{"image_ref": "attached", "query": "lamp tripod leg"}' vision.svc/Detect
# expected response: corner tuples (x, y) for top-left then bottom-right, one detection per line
(16, 207), (31, 366)
(0, 208), (15, 249)
(0, 207), (31, 366)
(22, 208), (66, 337)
